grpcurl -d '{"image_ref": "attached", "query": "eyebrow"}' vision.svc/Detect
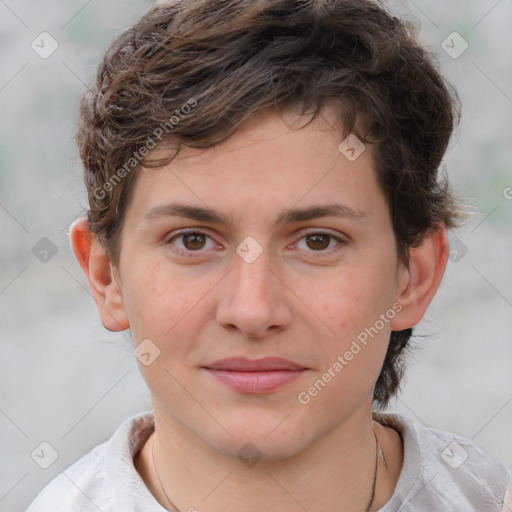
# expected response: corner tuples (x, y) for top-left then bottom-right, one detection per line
(144, 201), (366, 229)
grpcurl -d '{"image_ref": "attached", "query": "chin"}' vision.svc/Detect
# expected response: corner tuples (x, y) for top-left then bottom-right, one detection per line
(202, 411), (317, 462)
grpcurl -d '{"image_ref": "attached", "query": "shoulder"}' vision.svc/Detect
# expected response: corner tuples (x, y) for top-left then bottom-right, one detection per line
(502, 478), (512, 512)
(374, 412), (511, 512)
(25, 441), (114, 511)
(25, 411), (157, 512)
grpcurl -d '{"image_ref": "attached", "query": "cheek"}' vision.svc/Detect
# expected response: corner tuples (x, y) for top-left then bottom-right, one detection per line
(304, 262), (398, 399)
(121, 259), (199, 340)
(315, 265), (396, 338)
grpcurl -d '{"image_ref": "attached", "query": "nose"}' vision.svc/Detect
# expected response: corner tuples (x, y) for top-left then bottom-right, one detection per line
(215, 248), (292, 339)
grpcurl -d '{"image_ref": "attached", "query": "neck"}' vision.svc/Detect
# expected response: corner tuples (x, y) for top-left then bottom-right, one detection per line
(135, 405), (403, 512)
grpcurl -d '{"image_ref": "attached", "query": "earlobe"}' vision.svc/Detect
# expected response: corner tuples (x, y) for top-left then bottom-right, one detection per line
(69, 218), (129, 332)
(390, 224), (449, 331)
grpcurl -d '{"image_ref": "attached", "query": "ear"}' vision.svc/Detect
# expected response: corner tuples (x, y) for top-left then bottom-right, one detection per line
(390, 224), (449, 330)
(69, 218), (129, 332)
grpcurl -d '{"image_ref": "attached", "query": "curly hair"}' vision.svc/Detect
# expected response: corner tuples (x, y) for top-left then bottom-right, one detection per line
(76, 0), (465, 407)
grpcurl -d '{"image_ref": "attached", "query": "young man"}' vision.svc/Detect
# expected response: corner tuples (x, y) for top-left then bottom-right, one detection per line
(27, 0), (511, 510)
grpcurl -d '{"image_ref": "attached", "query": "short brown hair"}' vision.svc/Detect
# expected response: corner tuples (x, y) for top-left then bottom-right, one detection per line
(76, 0), (465, 407)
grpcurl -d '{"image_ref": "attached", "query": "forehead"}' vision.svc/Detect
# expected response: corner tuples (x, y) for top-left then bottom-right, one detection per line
(128, 106), (387, 229)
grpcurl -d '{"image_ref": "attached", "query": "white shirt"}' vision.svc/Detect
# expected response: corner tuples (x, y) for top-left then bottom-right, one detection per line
(26, 410), (511, 511)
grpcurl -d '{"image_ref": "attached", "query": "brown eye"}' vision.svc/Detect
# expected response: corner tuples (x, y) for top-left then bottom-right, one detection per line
(295, 231), (347, 255)
(305, 234), (331, 251)
(166, 230), (217, 257)
(182, 233), (207, 250)
(165, 229), (218, 258)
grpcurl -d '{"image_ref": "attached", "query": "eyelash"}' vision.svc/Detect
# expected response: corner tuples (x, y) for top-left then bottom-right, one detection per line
(165, 228), (347, 258)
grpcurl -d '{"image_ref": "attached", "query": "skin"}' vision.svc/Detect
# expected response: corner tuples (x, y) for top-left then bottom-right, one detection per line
(70, 105), (449, 511)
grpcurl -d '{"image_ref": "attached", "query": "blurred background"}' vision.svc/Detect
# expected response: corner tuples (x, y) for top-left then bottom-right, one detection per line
(1, 0), (511, 510)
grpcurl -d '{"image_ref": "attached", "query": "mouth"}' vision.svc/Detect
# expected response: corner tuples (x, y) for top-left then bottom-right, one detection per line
(202, 357), (308, 393)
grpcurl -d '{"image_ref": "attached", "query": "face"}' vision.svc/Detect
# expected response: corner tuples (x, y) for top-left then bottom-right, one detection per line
(114, 106), (409, 460)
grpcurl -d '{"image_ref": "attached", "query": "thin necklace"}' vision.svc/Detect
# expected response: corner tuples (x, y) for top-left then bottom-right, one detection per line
(151, 430), (181, 512)
(365, 428), (386, 512)
(151, 428), (386, 512)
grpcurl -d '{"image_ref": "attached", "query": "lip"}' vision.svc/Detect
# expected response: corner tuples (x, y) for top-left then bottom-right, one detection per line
(204, 357), (306, 372)
(203, 357), (308, 393)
